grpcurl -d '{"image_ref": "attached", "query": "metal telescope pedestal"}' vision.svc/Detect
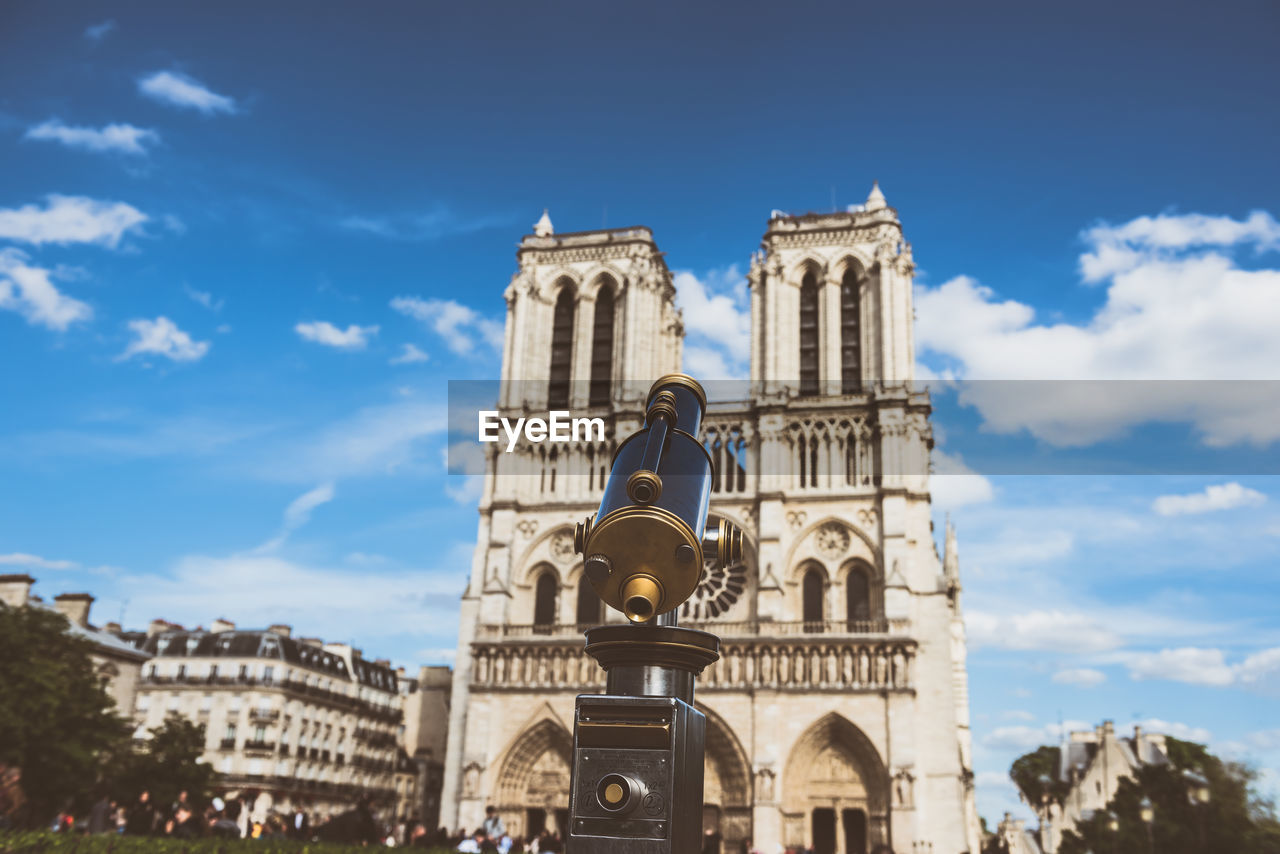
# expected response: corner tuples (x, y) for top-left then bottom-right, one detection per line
(565, 622), (720, 854)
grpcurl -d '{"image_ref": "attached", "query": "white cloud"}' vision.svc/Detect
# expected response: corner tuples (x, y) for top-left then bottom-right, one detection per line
(1001, 710), (1036, 722)
(0, 249), (92, 330)
(254, 482), (336, 552)
(1121, 646), (1280, 687)
(389, 343), (429, 365)
(0, 552), (78, 570)
(673, 266), (751, 379)
(295, 320), (379, 350)
(930, 449), (995, 508)
(119, 316), (210, 362)
(25, 119), (159, 155)
(1052, 667), (1107, 687)
(183, 285), (223, 312)
(967, 609), (1122, 653)
(283, 482), (336, 529)
(915, 210), (1280, 446)
(1079, 210), (1280, 282)
(445, 475), (484, 506)
(84, 20), (116, 40)
(138, 71), (236, 115)
(339, 207), (510, 241)
(683, 344), (737, 381)
(1129, 718), (1213, 744)
(390, 296), (502, 357)
(982, 720), (1093, 751)
(254, 400), (448, 482)
(0, 194), (147, 248)
(116, 552), (464, 642)
(1153, 482), (1266, 516)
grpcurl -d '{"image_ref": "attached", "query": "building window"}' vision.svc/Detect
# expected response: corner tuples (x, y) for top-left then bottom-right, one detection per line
(201, 694), (213, 712)
(137, 694), (151, 711)
(263, 665), (274, 684)
(799, 272), (819, 395)
(238, 664), (248, 680)
(589, 287), (614, 407)
(176, 664), (186, 679)
(167, 694), (180, 711)
(846, 567), (871, 622)
(225, 723), (237, 741)
(548, 286), (575, 409)
(576, 577), (602, 626)
(840, 268), (861, 393)
(803, 566), (825, 630)
(533, 570), (558, 630)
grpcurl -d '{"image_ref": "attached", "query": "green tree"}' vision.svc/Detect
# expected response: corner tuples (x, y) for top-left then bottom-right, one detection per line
(108, 715), (218, 809)
(1026, 736), (1280, 854)
(0, 603), (130, 825)
(1010, 745), (1071, 808)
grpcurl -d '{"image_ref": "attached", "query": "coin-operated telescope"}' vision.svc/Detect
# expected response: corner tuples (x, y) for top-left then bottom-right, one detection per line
(567, 374), (742, 854)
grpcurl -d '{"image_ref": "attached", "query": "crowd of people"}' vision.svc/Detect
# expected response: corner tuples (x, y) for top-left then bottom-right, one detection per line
(403, 806), (564, 854)
(42, 788), (384, 843)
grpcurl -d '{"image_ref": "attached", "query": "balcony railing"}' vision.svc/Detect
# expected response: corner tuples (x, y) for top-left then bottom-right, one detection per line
(249, 708), (280, 722)
(476, 618), (908, 640)
(137, 673), (401, 722)
(470, 632), (917, 693)
(219, 738), (237, 750)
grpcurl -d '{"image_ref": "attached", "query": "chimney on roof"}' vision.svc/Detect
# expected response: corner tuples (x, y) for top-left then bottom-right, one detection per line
(300, 637), (323, 648)
(104, 621), (122, 634)
(375, 658), (390, 668)
(0, 573), (35, 608)
(148, 619), (171, 637)
(268, 623), (292, 638)
(211, 618), (235, 634)
(53, 593), (94, 628)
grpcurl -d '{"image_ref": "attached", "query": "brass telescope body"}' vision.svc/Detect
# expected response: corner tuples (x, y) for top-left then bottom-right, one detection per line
(575, 375), (742, 622)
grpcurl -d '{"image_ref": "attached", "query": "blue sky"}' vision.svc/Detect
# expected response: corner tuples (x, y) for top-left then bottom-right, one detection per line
(2, 0), (1278, 828)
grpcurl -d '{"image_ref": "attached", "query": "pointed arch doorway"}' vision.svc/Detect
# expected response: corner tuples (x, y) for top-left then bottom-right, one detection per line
(783, 713), (888, 854)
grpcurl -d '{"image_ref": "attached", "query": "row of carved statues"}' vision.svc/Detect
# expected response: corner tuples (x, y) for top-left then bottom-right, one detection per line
(469, 640), (916, 691)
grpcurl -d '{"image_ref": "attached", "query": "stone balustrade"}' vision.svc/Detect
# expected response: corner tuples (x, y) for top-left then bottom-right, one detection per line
(469, 620), (916, 693)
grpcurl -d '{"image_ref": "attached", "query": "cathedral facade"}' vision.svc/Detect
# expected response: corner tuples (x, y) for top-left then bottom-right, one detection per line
(440, 187), (981, 854)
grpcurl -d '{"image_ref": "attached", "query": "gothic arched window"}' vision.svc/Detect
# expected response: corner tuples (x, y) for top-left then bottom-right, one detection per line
(533, 571), (558, 632)
(840, 268), (861, 393)
(802, 565), (825, 631)
(548, 287), (575, 409)
(799, 272), (819, 395)
(846, 565), (871, 624)
(589, 287), (614, 407)
(576, 576), (602, 626)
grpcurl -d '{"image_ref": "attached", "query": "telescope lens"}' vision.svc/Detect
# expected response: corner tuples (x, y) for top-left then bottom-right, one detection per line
(626, 595), (653, 620)
(604, 783), (624, 804)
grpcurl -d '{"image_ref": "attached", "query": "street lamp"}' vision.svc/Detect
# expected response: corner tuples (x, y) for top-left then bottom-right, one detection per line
(1139, 796), (1154, 854)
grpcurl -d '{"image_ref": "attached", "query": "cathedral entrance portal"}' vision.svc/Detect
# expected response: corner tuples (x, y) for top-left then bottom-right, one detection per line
(783, 714), (887, 854)
(494, 717), (573, 839)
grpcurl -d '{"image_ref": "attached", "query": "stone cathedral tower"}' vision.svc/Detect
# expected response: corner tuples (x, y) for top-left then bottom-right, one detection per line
(440, 190), (981, 854)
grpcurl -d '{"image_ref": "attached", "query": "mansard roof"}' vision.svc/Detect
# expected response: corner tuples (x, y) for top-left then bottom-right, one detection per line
(135, 628), (398, 692)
